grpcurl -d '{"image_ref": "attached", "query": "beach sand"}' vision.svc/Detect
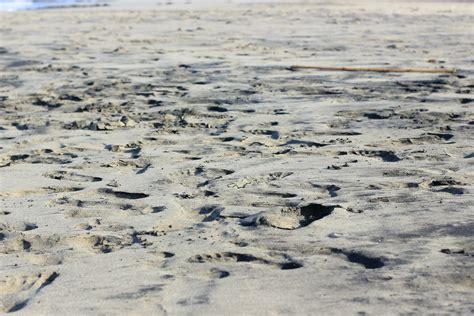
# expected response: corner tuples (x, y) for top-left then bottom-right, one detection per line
(0, 0), (473, 314)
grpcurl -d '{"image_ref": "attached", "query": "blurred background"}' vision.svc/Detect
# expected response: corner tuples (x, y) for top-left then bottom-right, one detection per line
(0, 0), (100, 11)
(0, 0), (307, 12)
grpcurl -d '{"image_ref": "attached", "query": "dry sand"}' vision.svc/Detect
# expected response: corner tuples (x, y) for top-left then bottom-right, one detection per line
(0, 0), (473, 314)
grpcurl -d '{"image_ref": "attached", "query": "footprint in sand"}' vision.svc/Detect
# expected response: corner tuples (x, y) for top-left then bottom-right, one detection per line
(0, 271), (59, 313)
(188, 252), (302, 270)
(240, 203), (338, 230)
(44, 170), (102, 182)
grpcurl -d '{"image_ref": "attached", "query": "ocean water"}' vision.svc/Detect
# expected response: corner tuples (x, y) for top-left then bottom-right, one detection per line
(0, 0), (100, 11)
(0, 0), (300, 12)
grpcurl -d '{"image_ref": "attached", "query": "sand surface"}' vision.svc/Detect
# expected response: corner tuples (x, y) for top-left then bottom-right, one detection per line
(0, 0), (473, 314)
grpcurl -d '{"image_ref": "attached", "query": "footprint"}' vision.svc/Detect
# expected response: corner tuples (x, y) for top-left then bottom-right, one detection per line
(3, 151), (76, 166)
(188, 252), (302, 270)
(0, 222), (37, 232)
(105, 143), (142, 159)
(98, 188), (149, 200)
(436, 187), (466, 195)
(198, 205), (224, 222)
(43, 186), (85, 193)
(0, 233), (60, 255)
(0, 186), (85, 198)
(64, 203), (149, 218)
(310, 183), (341, 197)
(339, 150), (401, 162)
(0, 271), (59, 312)
(67, 233), (145, 254)
(44, 171), (102, 182)
(170, 166), (234, 188)
(363, 110), (395, 119)
(229, 172), (293, 189)
(399, 132), (455, 145)
(247, 129), (280, 140)
(280, 139), (328, 148)
(207, 106), (228, 112)
(32, 97), (62, 110)
(420, 177), (466, 195)
(329, 248), (386, 269)
(209, 268), (230, 279)
(440, 248), (472, 257)
(260, 191), (298, 198)
(240, 203), (337, 230)
(107, 285), (163, 300)
(425, 178), (464, 187)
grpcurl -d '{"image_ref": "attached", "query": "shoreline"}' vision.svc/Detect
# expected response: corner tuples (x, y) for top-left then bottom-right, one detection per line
(1, 0), (473, 12)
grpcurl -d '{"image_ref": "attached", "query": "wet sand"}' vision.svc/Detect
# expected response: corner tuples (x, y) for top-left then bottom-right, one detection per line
(0, 0), (473, 314)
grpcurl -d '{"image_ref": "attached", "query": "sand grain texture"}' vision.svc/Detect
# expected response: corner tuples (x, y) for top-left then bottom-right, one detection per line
(0, 0), (473, 314)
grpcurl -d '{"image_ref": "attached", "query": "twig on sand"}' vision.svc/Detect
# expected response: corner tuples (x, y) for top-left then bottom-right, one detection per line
(287, 65), (457, 74)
